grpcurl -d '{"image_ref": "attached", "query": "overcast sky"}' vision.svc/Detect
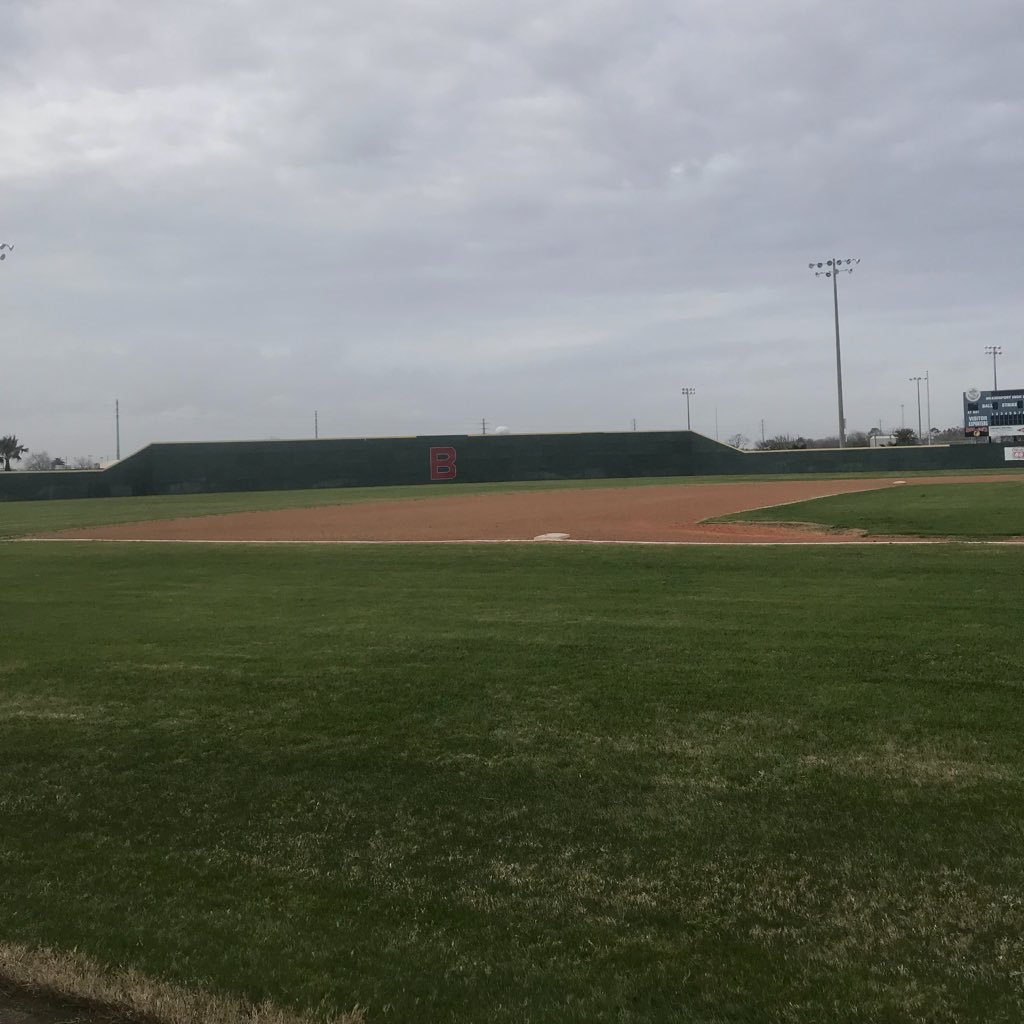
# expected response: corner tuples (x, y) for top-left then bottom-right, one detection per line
(3, 0), (1022, 460)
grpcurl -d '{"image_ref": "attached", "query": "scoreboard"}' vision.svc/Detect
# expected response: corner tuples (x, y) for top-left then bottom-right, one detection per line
(963, 387), (1024, 440)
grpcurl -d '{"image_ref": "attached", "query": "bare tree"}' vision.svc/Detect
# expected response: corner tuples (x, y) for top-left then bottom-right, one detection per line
(755, 435), (808, 451)
(24, 451), (59, 471)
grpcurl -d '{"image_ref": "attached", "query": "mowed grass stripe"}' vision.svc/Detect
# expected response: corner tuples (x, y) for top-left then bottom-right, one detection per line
(3, 543), (1024, 1023)
(716, 479), (1024, 537)
(1, 467), (1012, 538)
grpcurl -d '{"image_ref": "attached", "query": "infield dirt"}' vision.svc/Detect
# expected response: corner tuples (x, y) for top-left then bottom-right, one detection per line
(35, 475), (1018, 544)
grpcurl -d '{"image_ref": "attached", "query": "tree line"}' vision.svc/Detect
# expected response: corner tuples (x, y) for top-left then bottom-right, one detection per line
(726, 426), (966, 451)
(0, 436), (100, 471)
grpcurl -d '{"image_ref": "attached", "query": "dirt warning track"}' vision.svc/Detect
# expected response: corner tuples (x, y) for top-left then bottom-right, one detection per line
(34, 475), (1019, 545)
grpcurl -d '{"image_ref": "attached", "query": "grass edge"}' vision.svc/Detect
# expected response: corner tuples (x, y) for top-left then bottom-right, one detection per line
(0, 942), (364, 1024)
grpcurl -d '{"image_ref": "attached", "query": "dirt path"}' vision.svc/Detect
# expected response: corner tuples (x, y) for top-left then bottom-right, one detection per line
(36, 475), (1019, 544)
(0, 987), (115, 1024)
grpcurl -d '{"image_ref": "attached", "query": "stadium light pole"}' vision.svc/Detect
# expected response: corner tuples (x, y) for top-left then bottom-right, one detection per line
(985, 345), (1002, 389)
(925, 371), (932, 444)
(681, 387), (696, 430)
(909, 376), (923, 441)
(809, 258), (860, 448)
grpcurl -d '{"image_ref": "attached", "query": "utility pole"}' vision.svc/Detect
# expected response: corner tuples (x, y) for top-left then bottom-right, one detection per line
(810, 258), (860, 447)
(909, 377), (923, 441)
(925, 371), (932, 444)
(901, 404), (905, 429)
(481, 418), (487, 435)
(681, 387), (696, 430)
(631, 418), (637, 432)
(115, 400), (120, 460)
(314, 410), (319, 439)
(760, 419), (765, 443)
(985, 345), (1002, 390)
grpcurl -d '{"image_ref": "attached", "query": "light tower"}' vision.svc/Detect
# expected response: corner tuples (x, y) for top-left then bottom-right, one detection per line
(909, 377), (923, 441)
(984, 346), (1003, 390)
(809, 258), (860, 447)
(680, 387), (696, 430)
(925, 371), (932, 445)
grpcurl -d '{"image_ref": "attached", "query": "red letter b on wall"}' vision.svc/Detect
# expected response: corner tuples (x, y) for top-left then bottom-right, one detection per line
(429, 446), (457, 481)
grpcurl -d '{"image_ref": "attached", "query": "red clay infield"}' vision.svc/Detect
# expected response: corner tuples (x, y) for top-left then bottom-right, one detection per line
(40, 475), (1019, 544)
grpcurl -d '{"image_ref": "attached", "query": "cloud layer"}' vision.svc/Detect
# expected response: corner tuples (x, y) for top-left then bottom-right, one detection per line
(4, 0), (1022, 458)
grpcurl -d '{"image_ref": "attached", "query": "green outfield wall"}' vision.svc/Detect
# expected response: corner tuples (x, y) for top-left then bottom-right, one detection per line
(688, 433), (1015, 475)
(0, 432), (1016, 502)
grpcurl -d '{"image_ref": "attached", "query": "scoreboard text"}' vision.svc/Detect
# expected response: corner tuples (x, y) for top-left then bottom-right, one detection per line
(963, 388), (1024, 440)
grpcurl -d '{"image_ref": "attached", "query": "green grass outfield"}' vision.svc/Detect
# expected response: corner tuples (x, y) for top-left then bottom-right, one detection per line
(0, 467), (1016, 538)
(3, 541), (1024, 1023)
(716, 480), (1024, 538)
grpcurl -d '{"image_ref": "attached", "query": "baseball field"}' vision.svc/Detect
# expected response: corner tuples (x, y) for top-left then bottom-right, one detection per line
(2, 472), (1024, 1023)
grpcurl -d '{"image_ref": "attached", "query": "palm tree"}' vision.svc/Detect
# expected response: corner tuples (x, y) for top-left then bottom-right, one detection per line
(0, 435), (28, 471)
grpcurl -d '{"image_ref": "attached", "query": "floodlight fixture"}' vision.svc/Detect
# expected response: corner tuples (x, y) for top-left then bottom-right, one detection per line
(680, 387), (696, 430)
(809, 256), (860, 447)
(984, 345), (1003, 389)
(909, 377), (924, 441)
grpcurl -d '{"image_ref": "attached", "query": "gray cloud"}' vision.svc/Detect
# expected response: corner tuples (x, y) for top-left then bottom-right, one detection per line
(3, 0), (1022, 460)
